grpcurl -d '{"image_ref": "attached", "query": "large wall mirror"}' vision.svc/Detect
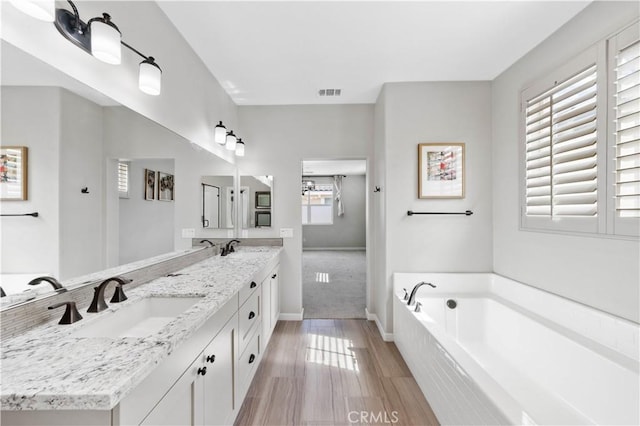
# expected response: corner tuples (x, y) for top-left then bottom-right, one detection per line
(0, 42), (230, 310)
(240, 175), (273, 228)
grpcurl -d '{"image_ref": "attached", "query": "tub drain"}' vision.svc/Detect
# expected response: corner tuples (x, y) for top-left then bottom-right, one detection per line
(446, 299), (457, 309)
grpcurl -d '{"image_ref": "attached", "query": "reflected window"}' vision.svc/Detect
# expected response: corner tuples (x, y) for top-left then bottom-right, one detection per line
(118, 162), (129, 199)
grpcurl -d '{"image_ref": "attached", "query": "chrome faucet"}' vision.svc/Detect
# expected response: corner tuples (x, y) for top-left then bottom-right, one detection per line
(221, 239), (240, 256)
(87, 276), (132, 313)
(28, 276), (67, 292)
(407, 281), (436, 306)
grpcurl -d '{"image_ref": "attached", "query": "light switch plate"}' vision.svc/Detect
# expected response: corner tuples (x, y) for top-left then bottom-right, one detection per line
(181, 228), (195, 238)
(280, 228), (293, 238)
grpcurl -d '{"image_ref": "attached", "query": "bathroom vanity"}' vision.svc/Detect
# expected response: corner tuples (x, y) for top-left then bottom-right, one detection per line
(0, 247), (281, 426)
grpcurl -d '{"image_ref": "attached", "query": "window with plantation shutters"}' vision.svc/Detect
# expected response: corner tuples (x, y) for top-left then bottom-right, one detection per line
(609, 22), (640, 236)
(522, 43), (604, 234)
(118, 162), (129, 198)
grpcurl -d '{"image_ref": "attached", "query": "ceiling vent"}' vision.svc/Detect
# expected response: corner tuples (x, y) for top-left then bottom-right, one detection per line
(318, 89), (342, 97)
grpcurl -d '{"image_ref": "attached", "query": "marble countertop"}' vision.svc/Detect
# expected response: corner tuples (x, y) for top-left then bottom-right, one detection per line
(0, 246), (282, 411)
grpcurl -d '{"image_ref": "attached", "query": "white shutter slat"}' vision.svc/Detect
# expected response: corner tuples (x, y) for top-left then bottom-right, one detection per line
(553, 120), (597, 145)
(527, 185), (551, 197)
(617, 56), (640, 80)
(553, 156), (597, 175)
(618, 125), (640, 144)
(554, 180), (597, 195)
(553, 167), (597, 185)
(526, 136), (551, 152)
(617, 181), (640, 196)
(527, 165), (551, 179)
(618, 153), (640, 170)
(618, 168), (640, 183)
(554, 143), (597, 164)
(554, 192), (597, 205)
(618, 84), (640, 105)
(554, 204), (597, 216)
(527, 206), (551, 216)
(617, 41), (640, 66)
(618, 140), (640, 158)
(527, 195), (551, 206)
(526, 176), (551, 188)
(554, 106), (596, 133)
(618, 98), (640, 119)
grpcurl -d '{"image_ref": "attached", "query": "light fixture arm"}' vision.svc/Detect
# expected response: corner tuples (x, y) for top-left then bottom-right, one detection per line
(122, 41), (162, 71)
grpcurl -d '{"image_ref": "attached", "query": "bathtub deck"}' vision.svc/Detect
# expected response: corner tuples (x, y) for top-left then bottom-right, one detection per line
(235, 319), (439, 426)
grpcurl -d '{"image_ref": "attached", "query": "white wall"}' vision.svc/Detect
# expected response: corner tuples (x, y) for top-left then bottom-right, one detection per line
(237, 105), (374, 317)
(1, 1), (238, 162)
(59, 89), (104, 279)
(303, 175), (367, 249)
(119, 159), (175, 265)
(492, 1), (640, 323)
(375, 82), (494, 334)
(1, 87), (60, 276)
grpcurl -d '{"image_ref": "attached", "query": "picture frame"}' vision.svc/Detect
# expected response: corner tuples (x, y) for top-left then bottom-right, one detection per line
(0, 146), (28, 201)
(418, 143), (465, 199)
(255, 191), (271, 209)
(144, 169), (156, 200)
(157, 171), (175, 202)
(255, 211), (271, 227)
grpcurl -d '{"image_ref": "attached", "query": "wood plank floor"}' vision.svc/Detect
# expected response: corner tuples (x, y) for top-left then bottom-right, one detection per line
(235, 320), (439, 426)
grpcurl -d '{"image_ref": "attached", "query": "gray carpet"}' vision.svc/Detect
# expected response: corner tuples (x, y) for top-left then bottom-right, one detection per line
(302, 250), (366, 319)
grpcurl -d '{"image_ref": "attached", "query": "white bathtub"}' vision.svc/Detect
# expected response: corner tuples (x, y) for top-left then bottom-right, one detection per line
(393, 273), (639, 425)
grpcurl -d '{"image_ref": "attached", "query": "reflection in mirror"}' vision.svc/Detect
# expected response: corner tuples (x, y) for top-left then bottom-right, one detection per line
(0, 43), (201, 310)
(201, 176), (234, 229)
(240, 176), (273, 228)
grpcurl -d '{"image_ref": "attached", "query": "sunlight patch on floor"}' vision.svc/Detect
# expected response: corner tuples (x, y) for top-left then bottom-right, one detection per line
(306, 333), (359, 372)
(315, 272), (330, 283)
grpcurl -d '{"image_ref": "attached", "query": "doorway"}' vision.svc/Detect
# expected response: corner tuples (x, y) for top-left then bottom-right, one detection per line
(301, 159), (368, 319)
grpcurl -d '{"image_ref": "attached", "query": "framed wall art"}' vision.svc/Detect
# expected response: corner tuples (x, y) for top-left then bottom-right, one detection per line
(158, 171), (174, 201)
(0, 146), (28, 201)
(255, 191), (271, 208)
(144, 168), (156, 200)
(418, 143), (465, 199)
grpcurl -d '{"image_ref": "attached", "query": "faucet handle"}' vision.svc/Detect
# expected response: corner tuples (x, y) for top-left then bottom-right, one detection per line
(414, 302), (422, 313)
(402, 288), (408, 301)
(49, 301), (83, 324)
(110, 276), (132, 303)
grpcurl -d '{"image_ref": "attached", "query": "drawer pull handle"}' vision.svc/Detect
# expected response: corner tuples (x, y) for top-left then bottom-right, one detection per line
(248, 311), (256, 320)
(206, 355), (215, 363)
(249, 354), (255, 364)
(271, 274), (277, 279)
(250, 281), (257, 289)
(197, 367), (207, 376)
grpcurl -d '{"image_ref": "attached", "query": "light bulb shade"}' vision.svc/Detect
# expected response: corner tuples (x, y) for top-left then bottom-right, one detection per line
(90, 14), (121, 64)
(10, 0), (54, 21)
(226, 131), (237, 151)
(235, 140), (245, 156)
(139, 58), (162, 96)
(214, 121), (227, 145)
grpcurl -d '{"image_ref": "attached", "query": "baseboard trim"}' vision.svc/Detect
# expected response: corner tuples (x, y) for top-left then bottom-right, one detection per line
(365, 308), (394, 342)
(302, 247), (366, 251)
(279, 309), (304, 321)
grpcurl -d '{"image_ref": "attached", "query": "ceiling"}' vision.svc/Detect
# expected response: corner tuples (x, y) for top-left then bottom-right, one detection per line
(158, 1), (591, 105)
(303, 160), (367, 176)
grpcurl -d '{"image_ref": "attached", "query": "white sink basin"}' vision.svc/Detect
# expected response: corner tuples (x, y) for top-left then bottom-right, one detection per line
(72, 297), (203, 338)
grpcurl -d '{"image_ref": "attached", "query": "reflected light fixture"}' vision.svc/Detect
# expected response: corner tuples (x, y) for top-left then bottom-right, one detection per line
(235, 139), (245, 157)
(214, 121), (227, 145)
(225, 131), (237, 151)
(13, 0), (162, 95)
(9, 0), (54, 22)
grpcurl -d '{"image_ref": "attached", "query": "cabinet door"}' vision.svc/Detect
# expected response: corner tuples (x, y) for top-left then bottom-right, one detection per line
(270, 266), (279, 331)
(141, 358), (204, 426)
(202, 315), (236, 425)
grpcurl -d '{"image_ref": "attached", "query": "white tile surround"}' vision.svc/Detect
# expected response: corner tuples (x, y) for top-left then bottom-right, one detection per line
(0, 246), (282, 411)
(393, 273), (640, 425)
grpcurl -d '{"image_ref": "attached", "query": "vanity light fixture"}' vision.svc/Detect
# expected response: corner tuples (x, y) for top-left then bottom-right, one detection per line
(89, 13), (121, 65)
(214, 121), (227, 145)
(13, 0), (162, 95)
(235, 139), (245, 157)
(9, 0), (54, 22)
(225, 131), (237, 151)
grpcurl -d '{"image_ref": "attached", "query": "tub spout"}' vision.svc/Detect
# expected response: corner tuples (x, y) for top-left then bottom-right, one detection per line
(407, 281), (436, 306)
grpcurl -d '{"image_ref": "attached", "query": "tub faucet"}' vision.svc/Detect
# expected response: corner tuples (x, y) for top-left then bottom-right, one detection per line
(28, 276), (67, 292)
(407, 281), (436, 306)
(221, 239), (240, 256)
(87, 276), (132, 313)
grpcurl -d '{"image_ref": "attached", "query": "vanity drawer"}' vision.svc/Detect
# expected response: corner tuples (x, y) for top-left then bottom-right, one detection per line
(239, 289), (260, 351)
(238, 329), (261, 391)
(238, 279), (260, 307)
